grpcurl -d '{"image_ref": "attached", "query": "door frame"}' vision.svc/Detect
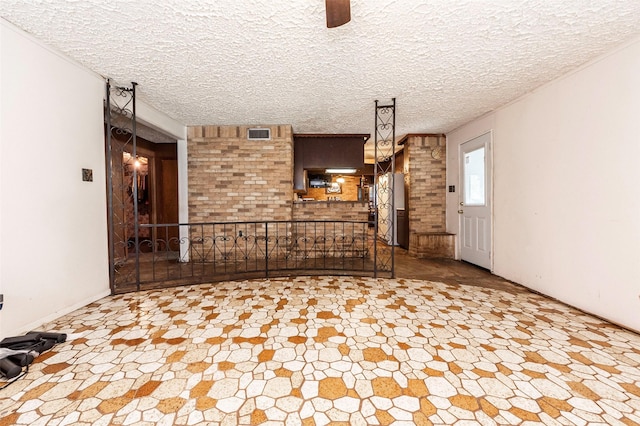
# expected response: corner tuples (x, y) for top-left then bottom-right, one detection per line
(458, 131), (493, 270)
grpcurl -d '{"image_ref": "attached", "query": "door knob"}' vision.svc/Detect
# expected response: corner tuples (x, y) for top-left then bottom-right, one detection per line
(458, 209), (464, 214)
(459, 202), (464, 206)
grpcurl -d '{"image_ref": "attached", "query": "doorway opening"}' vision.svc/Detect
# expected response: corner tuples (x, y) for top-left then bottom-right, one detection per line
(123, 152), (150, 252)
(105, 80), (179, 293)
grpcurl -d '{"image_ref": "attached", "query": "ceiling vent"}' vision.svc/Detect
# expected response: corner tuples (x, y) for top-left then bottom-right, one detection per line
(248, 128), (271, 140)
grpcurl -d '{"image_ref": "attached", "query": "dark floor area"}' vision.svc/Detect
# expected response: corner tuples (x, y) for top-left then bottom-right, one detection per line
(394, 248), (525, 293)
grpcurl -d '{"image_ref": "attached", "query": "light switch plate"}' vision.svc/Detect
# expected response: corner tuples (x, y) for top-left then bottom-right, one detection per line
(82, 168), (93, 182)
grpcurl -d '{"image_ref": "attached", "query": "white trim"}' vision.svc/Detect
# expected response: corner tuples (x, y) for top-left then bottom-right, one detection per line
(178, 138), (190, 261)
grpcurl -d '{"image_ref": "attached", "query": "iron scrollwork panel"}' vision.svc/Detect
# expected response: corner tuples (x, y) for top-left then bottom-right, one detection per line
(374, 98), (396, 277)
(105, 80), (140, 293)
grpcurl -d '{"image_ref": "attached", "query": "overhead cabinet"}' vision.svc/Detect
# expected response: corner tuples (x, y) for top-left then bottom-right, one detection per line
(293, 133), (369, 192)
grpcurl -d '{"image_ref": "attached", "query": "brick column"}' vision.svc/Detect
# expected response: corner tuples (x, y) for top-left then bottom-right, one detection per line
(404, 134), (454, 258)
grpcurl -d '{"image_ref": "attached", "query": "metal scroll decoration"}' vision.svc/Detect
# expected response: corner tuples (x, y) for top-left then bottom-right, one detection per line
(374, 98), (396, 277)
(108, 220), (372, 294)
(103, 84), (394, 293)
(105, 80), (140, 293)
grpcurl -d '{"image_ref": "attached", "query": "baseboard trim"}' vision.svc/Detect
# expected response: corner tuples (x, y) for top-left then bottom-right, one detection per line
(6, 289), (112, 337)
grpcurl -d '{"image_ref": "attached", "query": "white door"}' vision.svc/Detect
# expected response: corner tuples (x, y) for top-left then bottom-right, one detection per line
(459, 133), (491, 269)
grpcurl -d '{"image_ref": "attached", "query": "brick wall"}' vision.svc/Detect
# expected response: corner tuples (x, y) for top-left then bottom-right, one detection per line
(292, 201), (368, 222)
(404, 134), (454, 258)
(187, 125), (294, 223)
(291, 202), (370, 259)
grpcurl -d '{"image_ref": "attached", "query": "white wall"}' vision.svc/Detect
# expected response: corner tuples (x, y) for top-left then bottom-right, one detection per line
(447, 36), (640, 332)
(0, 20), (111, 336)
(0, 21), (189, 337)
(0, 20), (189, 337)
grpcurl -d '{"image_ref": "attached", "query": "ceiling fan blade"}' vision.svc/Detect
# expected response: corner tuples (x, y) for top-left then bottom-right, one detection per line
(326, 0), (351, 28)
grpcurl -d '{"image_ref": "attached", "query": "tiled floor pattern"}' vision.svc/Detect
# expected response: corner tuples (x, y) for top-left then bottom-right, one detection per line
(1, 276), (640, 425)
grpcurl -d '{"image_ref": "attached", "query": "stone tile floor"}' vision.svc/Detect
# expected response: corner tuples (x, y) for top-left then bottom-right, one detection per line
(1, 274), (640, 425)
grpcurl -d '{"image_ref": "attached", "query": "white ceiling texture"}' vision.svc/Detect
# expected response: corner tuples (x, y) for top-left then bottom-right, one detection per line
(3, 0), (640, 148)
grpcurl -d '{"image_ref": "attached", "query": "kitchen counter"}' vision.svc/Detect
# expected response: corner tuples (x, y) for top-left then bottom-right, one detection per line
(292, 200), (369, 222)
(294, 200), (366, 204)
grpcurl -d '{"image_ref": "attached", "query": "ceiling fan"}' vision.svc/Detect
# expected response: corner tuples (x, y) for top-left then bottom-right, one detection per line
(326, 0), (351, 28)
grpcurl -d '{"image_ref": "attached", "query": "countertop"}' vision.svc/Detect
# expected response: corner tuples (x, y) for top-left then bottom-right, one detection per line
(293, 200), (367, 204)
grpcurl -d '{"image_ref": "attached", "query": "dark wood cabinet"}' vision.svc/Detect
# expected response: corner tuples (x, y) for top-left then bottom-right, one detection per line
(293, 134), (369, 192)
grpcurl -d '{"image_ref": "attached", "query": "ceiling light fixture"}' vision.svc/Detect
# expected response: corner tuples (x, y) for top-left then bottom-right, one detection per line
(326, 168), (356, 174)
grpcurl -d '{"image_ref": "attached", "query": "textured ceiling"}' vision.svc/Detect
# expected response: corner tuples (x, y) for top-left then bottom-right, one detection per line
(3, 0), (640, 140)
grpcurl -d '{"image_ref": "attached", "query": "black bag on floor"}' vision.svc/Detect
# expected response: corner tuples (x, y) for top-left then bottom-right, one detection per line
(0, 330), (67, 387)
(0, 357), (22, 379)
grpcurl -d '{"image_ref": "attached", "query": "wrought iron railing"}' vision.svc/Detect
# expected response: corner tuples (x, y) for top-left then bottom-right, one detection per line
(111, 220), (380, 294)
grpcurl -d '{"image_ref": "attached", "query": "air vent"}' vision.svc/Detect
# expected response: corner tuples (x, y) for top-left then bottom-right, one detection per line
(248, 128), (271, 140)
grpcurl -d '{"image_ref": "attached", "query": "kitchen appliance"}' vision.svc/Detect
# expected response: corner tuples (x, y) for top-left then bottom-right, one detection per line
(376, 173), (405, 245)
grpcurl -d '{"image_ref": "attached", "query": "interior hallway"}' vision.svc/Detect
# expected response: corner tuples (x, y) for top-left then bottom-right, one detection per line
(0, 259), (639, 425)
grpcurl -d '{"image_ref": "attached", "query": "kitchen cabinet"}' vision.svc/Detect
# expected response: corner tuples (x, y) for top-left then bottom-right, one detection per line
(293, 133), (369, 192)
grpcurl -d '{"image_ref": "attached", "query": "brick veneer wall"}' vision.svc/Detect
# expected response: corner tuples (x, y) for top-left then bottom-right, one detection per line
(187, 125), (294, 223)
(405, 134), (454, 258)
(291, 202), (370, 259)
(292, 201), (368, 222)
